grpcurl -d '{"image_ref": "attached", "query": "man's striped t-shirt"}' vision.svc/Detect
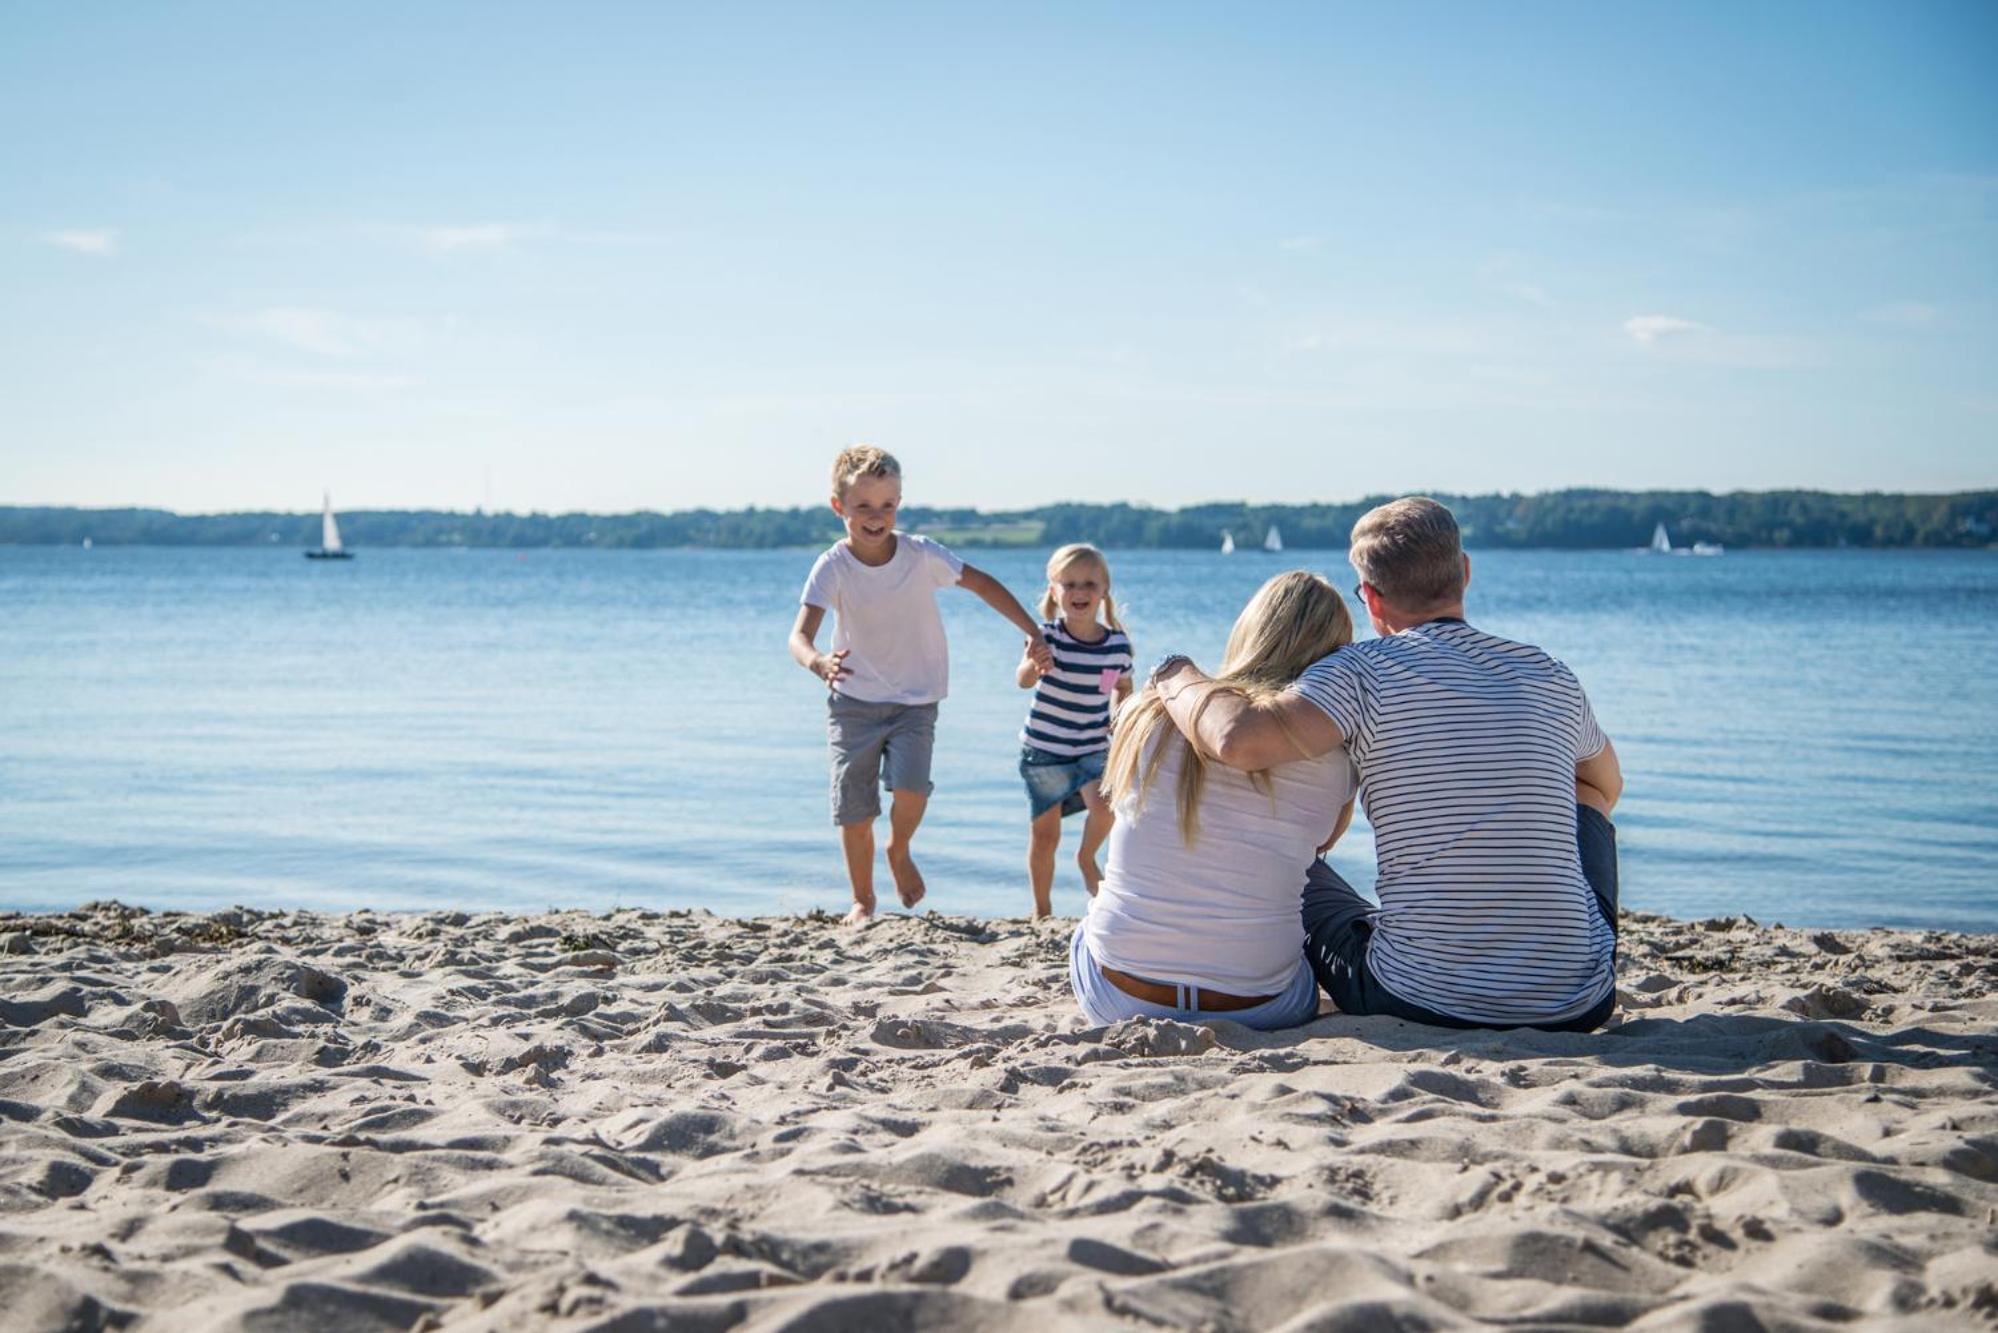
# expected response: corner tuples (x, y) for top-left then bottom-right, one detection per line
(1020, 621), (1134, 756)
(1293, 619), (1614, 1026)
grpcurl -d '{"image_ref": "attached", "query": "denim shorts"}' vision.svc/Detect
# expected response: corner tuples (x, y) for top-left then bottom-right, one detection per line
(827, 694), (937, 826)
(1019, 744), (1106, 820)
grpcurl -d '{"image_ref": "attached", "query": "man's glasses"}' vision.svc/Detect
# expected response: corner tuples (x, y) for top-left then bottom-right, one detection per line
(1352, 582), (1367, 602)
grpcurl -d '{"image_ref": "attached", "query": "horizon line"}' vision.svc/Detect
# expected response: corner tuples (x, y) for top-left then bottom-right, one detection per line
(8, 483), (1997, 519)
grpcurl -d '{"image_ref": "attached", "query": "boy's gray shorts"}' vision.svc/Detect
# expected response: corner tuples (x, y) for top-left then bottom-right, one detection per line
(827, 694), (938, 825)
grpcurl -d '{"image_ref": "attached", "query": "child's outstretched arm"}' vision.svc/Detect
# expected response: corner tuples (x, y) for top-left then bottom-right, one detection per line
(789, 604), (851, 686)
(1015, 641), (1042, 689)
(958, 564), (1054, 671)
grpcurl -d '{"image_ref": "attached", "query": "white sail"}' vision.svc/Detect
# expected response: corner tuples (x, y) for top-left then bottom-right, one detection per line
(1264, 523), (1283, 553)
(322, 494), (344, 554)
(1220, 531), (1235, 555)
(1649, 522), (1671, 554)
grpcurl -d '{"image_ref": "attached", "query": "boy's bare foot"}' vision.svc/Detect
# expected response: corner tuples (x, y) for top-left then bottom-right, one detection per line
(843, 898), (877, 928)
(1078, 854), (1104, 896)
(885, 846), (926, 908)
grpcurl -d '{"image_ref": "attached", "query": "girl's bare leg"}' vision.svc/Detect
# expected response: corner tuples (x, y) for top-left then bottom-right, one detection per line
(1076, 784), (1113, 896)
(884, 790), (929, 908)
(1028, 805), (1062, 918)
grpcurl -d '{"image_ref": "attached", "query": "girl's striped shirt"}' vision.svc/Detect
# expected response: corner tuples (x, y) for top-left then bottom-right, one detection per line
(1021, 620), (1134, 756)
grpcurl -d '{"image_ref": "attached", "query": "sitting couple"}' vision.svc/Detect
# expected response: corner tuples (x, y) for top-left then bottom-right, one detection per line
(1072, 497), (1624, 1033)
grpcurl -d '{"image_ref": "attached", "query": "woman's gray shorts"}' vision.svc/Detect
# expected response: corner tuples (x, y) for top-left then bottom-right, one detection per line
(827, 694), (938, 825)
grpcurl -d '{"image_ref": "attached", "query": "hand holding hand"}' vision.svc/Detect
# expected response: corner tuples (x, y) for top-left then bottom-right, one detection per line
(1027, 635), (1055, 673)
(813, 648), (852, 686)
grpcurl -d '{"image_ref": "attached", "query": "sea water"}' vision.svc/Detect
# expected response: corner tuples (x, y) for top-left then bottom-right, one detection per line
(2, 545), (1993, 931)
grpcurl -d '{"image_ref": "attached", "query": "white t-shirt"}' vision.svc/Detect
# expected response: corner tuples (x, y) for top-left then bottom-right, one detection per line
(800, 533), (965, 706)
(1292, 619), (1614, 1026)
(1085, 731), (1358, 996)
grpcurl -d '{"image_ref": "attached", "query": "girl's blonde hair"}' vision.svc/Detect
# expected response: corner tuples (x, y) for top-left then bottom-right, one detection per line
(1038, 543), (1123, 631)
(1103, 570), (1352, 845)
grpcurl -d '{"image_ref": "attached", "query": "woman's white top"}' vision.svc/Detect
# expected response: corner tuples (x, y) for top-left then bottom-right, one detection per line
(1084, 729), (1359, 996)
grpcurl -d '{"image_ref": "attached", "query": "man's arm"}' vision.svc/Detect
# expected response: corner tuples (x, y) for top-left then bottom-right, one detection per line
(958, 563), (1054, 670)
(789, 604), (850, 685)
(1154, 660), (1344, 772)
(1576, 737), (1623, 815)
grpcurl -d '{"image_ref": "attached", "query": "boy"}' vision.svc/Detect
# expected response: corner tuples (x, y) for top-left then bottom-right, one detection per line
(790, 445), (1054, 926)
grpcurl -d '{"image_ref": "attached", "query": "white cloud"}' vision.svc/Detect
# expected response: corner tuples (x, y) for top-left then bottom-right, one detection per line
(1868, 301), (1939, 328)
(1623, 315), (1707, 344)
(234, 307), (358, 357)
(1279, 315), (1492, 358)
(222, 307), (424, 358)
(1500, 281), (1552, 310)
(1620, 317), (1809, 368)
(1478, 256), (1554, 310)
(408, 222), (546, 253)
(231, 362), (419, 391)
(42, 228), (118, 256)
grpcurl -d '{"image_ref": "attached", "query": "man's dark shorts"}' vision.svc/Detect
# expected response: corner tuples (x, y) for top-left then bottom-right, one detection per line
(1302, 805), (1619, 1033)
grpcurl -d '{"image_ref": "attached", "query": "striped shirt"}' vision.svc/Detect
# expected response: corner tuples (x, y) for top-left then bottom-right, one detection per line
(1293, 620), (1614, 1026)
(1020, 620), (1134, 756)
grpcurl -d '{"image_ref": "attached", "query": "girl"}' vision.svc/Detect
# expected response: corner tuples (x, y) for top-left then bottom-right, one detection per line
(1016, 544), (1134, 918)
(1071, 571), (1358, 1031)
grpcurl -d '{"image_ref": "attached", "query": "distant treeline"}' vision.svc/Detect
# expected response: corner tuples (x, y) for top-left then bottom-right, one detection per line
(4, 489), (1994, 551)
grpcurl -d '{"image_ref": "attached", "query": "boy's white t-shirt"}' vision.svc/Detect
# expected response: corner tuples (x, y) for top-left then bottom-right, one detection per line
(800, 533), (965, 705)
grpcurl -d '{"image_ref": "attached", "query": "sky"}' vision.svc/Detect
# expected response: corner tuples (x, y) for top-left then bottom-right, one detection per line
(3, 1), (1994, 514)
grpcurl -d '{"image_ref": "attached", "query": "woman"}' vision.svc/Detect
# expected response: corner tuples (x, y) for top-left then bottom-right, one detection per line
(1071, 571), (1359, 1031)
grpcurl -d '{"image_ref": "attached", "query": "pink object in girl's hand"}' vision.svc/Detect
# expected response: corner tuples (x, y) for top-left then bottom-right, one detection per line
(1099, 668), (1121, 694)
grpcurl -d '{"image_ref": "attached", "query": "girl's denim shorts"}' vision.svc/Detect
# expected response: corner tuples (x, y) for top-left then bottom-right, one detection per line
(1019, 743), (1107, 819)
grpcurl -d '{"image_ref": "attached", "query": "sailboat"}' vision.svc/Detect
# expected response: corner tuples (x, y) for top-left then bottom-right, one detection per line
(1263, 523), (1283, 553)
(1648, 522), (1672, 555)
(1220, 530), (1235, 555)
(306, 493), (353, 560)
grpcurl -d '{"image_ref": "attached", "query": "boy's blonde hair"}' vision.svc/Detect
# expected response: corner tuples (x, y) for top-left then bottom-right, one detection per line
(1038, 543), (1122, 631)
(1349, 496), (1463, 611)
(830, 444), (902, 500)
(1104, 571), (1352, 846)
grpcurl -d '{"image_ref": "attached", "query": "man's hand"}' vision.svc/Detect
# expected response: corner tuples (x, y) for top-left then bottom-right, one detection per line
(1026, 635), (1054, 673)
(812, 648), (852, 686)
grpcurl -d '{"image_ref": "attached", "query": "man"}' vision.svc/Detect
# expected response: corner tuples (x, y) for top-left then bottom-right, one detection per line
(1152, 497), (1622, 1030)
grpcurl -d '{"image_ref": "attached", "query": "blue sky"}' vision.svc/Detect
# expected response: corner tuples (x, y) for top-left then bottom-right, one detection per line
(4, 1), (1993, 513)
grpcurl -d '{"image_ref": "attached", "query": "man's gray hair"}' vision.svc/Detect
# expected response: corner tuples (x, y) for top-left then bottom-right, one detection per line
(1349, 497), (1464, 610)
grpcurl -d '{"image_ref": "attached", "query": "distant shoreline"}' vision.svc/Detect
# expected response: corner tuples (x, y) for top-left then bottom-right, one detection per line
(4, 487), (1995, 551)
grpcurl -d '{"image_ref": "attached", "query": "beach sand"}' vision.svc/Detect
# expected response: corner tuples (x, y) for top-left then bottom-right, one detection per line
(2, 901), (1994, 1331)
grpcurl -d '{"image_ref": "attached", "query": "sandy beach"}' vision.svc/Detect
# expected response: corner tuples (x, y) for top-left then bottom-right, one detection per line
(2, 901), (1994, 1331)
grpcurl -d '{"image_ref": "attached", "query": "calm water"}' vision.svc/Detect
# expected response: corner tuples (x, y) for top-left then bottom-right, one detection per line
(2, 546), (1994, 931)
